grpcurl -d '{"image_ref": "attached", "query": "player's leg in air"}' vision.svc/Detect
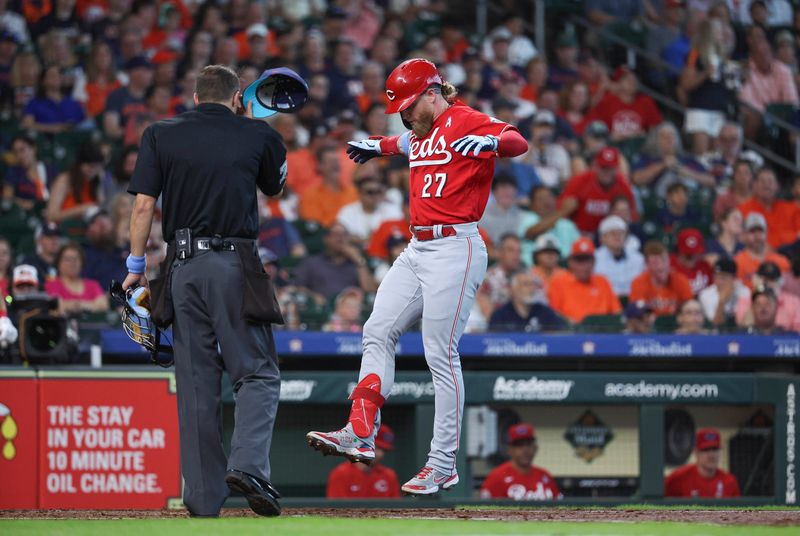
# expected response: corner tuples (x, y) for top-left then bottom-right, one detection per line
(306, 247), (422, 464)
(399, 232), (487, 495)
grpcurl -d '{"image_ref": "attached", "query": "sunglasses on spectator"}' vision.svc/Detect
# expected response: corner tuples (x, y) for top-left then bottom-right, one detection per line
(361, 187), (384, 196)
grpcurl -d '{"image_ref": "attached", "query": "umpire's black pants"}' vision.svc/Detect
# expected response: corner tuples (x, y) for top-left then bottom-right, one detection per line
(170, 248), (280, 516)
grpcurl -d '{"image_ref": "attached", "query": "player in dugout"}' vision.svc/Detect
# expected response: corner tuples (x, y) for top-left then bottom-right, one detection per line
(664, 427), (741, 498)
(326, 425), (400, 498)
(480, 423), (562, 500)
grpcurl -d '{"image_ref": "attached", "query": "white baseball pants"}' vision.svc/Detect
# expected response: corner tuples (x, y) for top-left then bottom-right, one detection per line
(358, 222), (488, 476)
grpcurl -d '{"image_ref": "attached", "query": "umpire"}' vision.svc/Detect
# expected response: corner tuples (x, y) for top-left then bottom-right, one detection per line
(123, 65), (287, 517)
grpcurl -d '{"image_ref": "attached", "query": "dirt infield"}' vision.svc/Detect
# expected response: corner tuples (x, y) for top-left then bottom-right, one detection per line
(2, 508), (800, 525)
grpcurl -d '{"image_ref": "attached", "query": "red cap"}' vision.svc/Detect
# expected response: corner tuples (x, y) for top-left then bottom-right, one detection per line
(695, 427), (721, 450)
(508, 423), (535, 443)
(384, 58), (443, 114)
(677, 228), (704, 256)
(611, 65), (632, 82)
(151, 49), (178, 65)
(595, 147), (620, 168)
(570, 237), (596, 257)
(666, 0), (686, 8)
(375, 424), (395, 451)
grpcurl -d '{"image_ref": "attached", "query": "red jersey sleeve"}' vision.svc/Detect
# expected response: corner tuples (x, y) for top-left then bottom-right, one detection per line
(664, 468), (683, 497)
(462, 107), (520, 160)
(326, 464), (351, 498)
(479, 469), (505, 498)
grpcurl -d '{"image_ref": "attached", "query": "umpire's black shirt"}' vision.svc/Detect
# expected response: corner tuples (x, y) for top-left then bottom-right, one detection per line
(128, 103), (287, 241)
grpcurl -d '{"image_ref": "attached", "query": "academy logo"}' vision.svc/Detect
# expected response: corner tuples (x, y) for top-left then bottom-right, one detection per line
(408, 127), (452, 168)
(493, 376), (574, 401)
(280, 380), (317, 401)
(346, 381), (434, 399)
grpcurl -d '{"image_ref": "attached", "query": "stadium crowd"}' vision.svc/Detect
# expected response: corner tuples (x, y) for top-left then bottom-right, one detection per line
(0, 0), (799, 344)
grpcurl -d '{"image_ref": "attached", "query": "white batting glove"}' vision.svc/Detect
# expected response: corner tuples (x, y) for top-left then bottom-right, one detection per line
(0, 317), (18, 344)
(451, 135), (499, 157)
(346, 138), (382, 164)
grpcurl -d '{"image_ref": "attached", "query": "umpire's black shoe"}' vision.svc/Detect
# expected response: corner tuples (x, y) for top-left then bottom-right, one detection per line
(225, 470), (281, 517)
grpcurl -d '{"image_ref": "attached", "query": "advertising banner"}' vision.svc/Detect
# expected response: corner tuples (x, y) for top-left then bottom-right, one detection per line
(0, 372), (39, 509)
(36, 372), (181, 509)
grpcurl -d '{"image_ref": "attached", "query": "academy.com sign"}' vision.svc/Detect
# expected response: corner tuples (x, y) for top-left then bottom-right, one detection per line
(604, 381), (719, 400)
(493, 376), (574, 401)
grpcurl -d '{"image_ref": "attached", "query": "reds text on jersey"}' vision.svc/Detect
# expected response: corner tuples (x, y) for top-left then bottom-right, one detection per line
(479, 462), (562, 500)
(326, 462), (401, 498)
(407, 101), (518, 227)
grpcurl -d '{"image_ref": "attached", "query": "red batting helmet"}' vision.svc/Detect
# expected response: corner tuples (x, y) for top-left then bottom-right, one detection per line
(384, 58), (443, 114)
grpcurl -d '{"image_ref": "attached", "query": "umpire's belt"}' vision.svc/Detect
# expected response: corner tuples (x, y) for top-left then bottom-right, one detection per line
(411, 222), (478, 241)
(195, 237), (236, 252)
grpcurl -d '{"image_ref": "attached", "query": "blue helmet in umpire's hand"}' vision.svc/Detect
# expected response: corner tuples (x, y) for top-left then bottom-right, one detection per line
(242, 67), (309, 118)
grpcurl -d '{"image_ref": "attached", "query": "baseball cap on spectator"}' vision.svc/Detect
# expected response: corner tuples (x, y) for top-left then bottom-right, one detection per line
(508, 423), (535, 443)
(375, 424), (395, 450)
(757, 261), (782, 281)
(13, 264), (38, 287)
(84, 207), (109, 225)
(715, 258), (737, 275)
(611, 65), (633, 82)
(595, 147), (620, 168)
(556, 31), (578, 48)
(585, 120), (609, 139)
(752, 285), (777, 302)
(695, 427), (721, 450)
(246, 23), (269, 38)
(677, 228), (704, 256)
(325, 5), (348, 19)
(598, 215), (627, 235)
(492, 96), (516, 113)
(258, 247), (278, 265)
(386, 233), (408, 252)
(151, 50), (178, 65)
(0, 30), (19, 44)
(665, 0), (686, 8)
(534, 234), (560, 255)
(37, 222), (62, 238)
(533, 109), (555, 126)
(744, 212), (768, 232)
(624, 300), (652, 319)
(462, 47), (480, 61)
(124, 55), (153, 71)
(491, 27), (512, 43)
(570, 237), (595, 258)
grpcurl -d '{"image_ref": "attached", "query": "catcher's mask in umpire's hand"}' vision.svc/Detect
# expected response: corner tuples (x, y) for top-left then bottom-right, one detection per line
(242, 67), (309, 119)
(110, 281), (173, 367)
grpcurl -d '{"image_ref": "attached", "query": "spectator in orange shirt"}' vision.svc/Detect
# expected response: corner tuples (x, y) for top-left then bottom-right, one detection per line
(547, 237), (621, 323)
(738, 167), (800, 249)
(629, 241), (693, 316)
(299, 145), (358, 227)
(734, 213), (791, 287)
(326, 424), (400, 498)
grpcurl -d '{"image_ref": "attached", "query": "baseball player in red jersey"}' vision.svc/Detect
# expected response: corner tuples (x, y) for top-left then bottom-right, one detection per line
(326, 425), (400, 498)
(306, 58), (528, 495)
(480, 423), (562, 500)
(664, 427), (741, 498)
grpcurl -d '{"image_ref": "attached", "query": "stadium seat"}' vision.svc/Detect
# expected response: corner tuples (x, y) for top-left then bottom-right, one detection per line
(653, 314), (678, 333)
(578, 314), (623, 333)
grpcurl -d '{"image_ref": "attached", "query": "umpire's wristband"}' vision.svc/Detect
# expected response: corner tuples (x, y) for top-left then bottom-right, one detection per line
(126, 254), (146, 275)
